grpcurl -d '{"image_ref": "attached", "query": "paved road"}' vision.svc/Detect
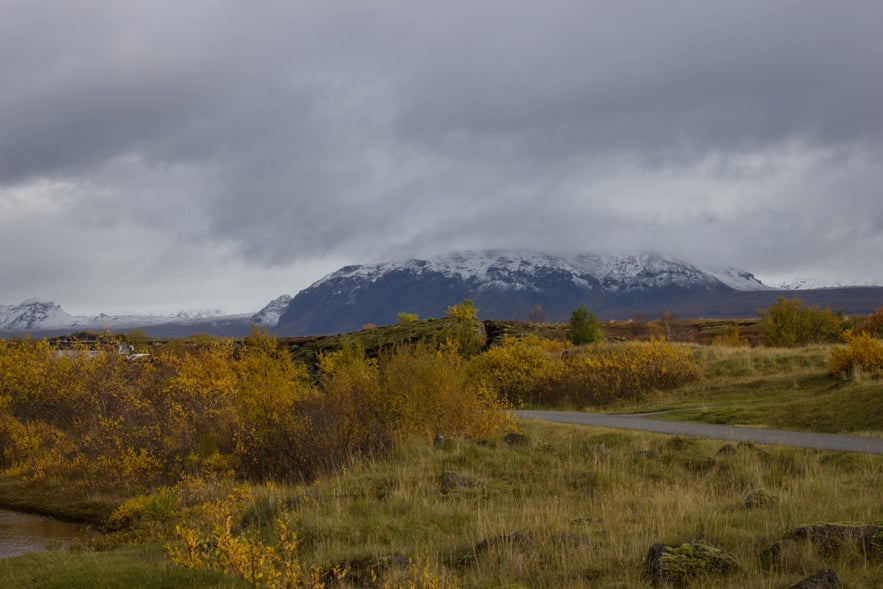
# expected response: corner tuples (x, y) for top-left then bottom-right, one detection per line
(515, 410), (883, 455)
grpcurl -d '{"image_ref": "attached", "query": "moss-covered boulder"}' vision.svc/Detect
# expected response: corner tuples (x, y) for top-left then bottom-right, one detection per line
(645, 542), (740, 587)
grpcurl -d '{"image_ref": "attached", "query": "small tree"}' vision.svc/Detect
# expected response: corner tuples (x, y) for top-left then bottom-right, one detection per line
(527, 304), (549, 323)
(856, 307), (883, 338)
(441, 300), (483, 356)
(446, 299), (478, 321)
(567, 305), (602, 345)
(759, 296), (846, 347)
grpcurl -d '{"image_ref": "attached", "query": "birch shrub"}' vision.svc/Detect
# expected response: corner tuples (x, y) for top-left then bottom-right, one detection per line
(0, 332), (510, 490)
(469, 337), (701, 407)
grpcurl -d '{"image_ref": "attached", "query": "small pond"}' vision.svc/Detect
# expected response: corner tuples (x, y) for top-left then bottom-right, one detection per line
(0, 508), (90, 559)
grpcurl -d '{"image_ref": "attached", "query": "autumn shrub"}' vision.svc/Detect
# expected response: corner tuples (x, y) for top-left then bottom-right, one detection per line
(855, 307), (883, 338)
(231, 328), (316, 480)
(829, 332), (883, 379)
(758, 296), (847, 347)
(562, 340), (702, 404)
(0, 332), (510, 490)
(378, 343), (510, 440)
(469, 337), (701, 407)
(467, 335), (566, 405)
(445, 299), (478, 321)
(300, 343), (510, 476)
(397, 312), (419, 324)
(168, 486), (332, 589)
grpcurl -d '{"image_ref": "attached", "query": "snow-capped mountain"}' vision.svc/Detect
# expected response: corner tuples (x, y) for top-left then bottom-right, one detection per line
(252, 295), (293, 328)
(774, 278), (883, 290)
(312, 251), (769, 295)
(0, 296), (293, 336)
(275, 250), (777, 335)
(0, 299), (75, 331)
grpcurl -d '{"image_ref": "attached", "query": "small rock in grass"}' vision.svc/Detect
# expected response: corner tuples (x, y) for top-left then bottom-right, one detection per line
(761, 523), (883, 566)
(744, 488), (779, 509)
(717, 444), (738, 456)
(666, 436), (696, 451)
(439, 471), (479, 493)
(502, 431), (529, 446)
(458, 532), (534, 566)
(789, 568), (841, 589)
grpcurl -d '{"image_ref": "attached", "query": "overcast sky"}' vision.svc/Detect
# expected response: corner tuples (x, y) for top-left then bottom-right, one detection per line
(2, 1), (882, 315)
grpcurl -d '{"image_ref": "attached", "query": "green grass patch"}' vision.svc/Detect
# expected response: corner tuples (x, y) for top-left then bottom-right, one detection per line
(660, 378), (883, 434)
(605, 344), (883, 435)
(0, 544), (245, 589)
(0, 478), (123, 526)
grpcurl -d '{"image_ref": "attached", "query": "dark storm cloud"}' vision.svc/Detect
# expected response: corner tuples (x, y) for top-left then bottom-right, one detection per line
(2, 1), (883, 311)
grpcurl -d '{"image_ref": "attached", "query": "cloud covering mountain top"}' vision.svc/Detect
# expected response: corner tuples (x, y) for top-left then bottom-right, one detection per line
(2, 2), (882, 314)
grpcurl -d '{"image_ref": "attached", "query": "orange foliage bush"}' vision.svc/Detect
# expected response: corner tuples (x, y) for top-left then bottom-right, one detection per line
(829, 332), (883, 379)
(469, 337), (701, 406)
(0, 329), (510, 490)
(856, 307), (883, 338)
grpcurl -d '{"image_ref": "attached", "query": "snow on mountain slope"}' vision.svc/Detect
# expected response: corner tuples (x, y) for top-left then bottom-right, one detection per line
(0, 295), (292, 334)
(701, 266), (774, 291)
(252, 295), (293, 327)
(773, 278), (883, 290)
(0, 300), (74, 331)
(312, 250), (772, 294)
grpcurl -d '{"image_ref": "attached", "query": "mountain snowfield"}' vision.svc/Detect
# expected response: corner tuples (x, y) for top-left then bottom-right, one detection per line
(0, 296), (290, 334)
(313, 251), (771, 294)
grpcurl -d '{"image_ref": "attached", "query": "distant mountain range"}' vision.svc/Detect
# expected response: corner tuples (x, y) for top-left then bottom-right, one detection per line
(3, 251), (882, 337)
(0, 296), (291, 338)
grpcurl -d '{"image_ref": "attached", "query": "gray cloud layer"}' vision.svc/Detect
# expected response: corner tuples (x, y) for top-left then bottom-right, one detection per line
(2, 1), (882, 313)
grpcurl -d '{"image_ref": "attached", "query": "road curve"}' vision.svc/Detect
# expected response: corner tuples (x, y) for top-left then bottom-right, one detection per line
(515, 410), (883, 455)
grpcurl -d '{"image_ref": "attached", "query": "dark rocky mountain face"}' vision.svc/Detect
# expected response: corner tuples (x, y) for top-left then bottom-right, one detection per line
(274, 251), (756, 335)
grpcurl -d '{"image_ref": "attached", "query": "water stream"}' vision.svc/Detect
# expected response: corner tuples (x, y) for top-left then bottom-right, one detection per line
(0, 508), (90, 559)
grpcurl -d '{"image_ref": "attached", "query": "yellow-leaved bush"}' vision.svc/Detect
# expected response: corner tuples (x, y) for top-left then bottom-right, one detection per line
(0, 329), (511, 491)
(829, 332), (883, 379)
(469, 336), (701, 406)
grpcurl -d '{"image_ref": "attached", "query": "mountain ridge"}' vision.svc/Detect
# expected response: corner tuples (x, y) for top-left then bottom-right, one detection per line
(276, 250), (782, 335)
(0, 297), (287, 337)
(4, 250), (881, 338)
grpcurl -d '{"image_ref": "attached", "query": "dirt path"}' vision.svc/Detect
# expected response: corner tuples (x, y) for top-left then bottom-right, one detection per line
(515, 410), (883, 454)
